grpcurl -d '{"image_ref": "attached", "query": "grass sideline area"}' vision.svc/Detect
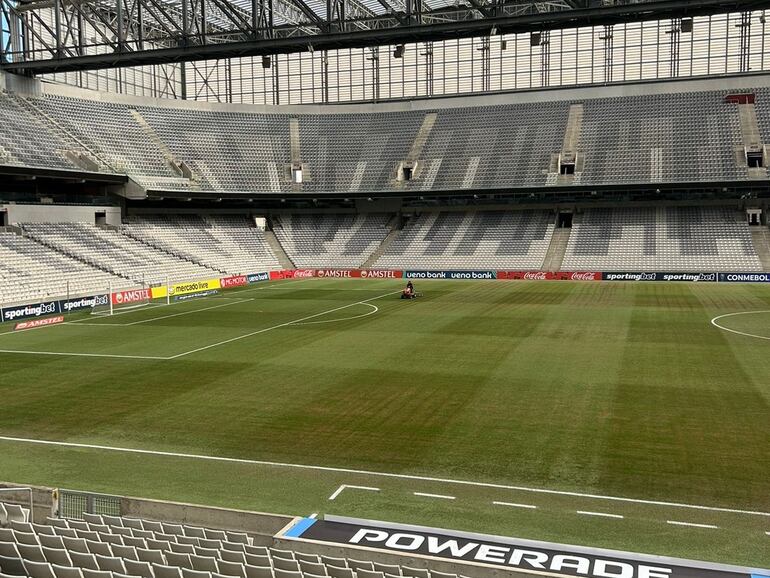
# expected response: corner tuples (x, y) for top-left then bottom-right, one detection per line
(0, 278), (768, 569)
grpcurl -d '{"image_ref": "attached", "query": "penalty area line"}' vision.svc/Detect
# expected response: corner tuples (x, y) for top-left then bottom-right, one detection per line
(0, 436), (767, 519)
(328, 485), (381, 501)
(167, 290), (401, 359)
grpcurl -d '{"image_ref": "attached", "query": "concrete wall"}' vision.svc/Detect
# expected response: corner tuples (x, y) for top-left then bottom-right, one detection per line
(0, 482), (54, 524)
(1, 204), (121, 226)
(119, 496), (293, 541)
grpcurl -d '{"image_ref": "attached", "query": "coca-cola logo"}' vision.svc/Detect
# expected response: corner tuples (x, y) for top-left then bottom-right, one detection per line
(524, 272), (547, 280)
(293, 269), (316, 278)
(570, 272), (597, 281)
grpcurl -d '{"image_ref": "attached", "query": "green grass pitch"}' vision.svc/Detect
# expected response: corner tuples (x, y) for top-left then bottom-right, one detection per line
(0, 278), (769, 569)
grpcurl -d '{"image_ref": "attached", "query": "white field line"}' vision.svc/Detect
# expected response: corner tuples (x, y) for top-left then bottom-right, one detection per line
(414, 492), (456, 500)
(328, 484), (381, 501)
(167, 291), (400, 359)
(65, 299), (253, 328)
(710, 311), (770, 341)
(0, 435), (766, 518)
(0, 350), (166, 360)
(123, 299), (253, 326)
(292, 303), (378, 326)
(766, 531), (770, 536)
(493, 501), (537, 510)
(0, 283), (378, 360)
(666, 521), (719, 529)
(577, 511), (624, 519)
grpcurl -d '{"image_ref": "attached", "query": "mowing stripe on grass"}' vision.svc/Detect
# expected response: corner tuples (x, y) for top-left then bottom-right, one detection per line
(0, 435), (767, 519)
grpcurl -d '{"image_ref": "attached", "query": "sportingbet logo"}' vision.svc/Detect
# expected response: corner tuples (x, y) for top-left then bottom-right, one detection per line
(61, 294), (109, 312)
(2, 301), (58, 322)
(605, 273), (656, 281)
(349, 530), (673, 578)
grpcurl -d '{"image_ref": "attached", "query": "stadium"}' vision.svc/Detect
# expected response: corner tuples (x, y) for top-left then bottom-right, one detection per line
(1, 0), (770, 577)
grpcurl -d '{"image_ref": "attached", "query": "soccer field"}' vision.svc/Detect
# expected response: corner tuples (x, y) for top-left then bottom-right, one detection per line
(0, 278), (768, 569)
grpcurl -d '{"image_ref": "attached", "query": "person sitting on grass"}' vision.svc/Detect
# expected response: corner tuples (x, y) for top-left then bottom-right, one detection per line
(401, 281), (416, 299)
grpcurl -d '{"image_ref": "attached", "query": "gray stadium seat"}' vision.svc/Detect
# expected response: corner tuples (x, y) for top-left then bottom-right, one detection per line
(61, 539), (88, 554)
(136, 550), (165, 566)
(182, 569), (211, 578)
(22, 561), (55, 578)
(37, 539), (63, 551)
(84, 543), (110, 558)
(216, 561), (245, 578)
(14, 534), (39, 547)
(402, 569), (429, 578)
(270, 559), (297, 573)
(152, 564), (183, 578)
(164, 554), (192, 570)
(243, 565), (272, 578)
(217, 552), (244, 565)
(94, 555), (124, 574)
(110, 546), (137, 561)
(0, 544), (18, 559)
(372, 565), (400, 576)
(51, 565), (82, 578)
(41, 548), (71, 567)
(123, 560), (153, 578)
(189, 557), (218, 574)
(271, 570), (299, 578)
(17, 545), (46, 563)
(80, 569), (111, 578)
(68, 553), (98, 571)
(324, 566), (352, 578)
(0, 554), (28, 575)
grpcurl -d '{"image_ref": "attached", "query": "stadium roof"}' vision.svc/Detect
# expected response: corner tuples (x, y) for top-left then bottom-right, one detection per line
(1, 0), (768, 74)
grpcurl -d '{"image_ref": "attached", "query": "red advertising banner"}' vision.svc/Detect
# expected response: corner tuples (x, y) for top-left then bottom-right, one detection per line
(269, 269), (316, 280)
(497, 271), (601, 281)
(220, 275), (248, 288)
(360, 269), (403, 279)
(316, 269), (403, 279)
(14, 316), (65, 331)
(111, 288), (152, 305)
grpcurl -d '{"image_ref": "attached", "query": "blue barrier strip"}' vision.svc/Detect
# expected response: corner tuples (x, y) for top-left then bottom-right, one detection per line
(283, 517), (316, 538)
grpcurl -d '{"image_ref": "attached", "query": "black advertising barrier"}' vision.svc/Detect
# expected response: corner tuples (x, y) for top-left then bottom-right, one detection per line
(1, 299), (61, 324)
(0, 293), (109, 324)
(284, 516), (770, 578)
(602, 272), (717, 282)
(718, 272), (770, 283)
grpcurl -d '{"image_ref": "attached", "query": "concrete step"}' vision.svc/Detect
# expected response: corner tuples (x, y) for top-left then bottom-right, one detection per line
(750, 227), (770, 270)
(264, 230), (295, 270)
(362, 228), (402, 269)
(542, 228), (571, 272)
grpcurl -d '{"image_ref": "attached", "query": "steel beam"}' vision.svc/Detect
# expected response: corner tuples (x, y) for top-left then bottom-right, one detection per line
(1, 0), (768, 74)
